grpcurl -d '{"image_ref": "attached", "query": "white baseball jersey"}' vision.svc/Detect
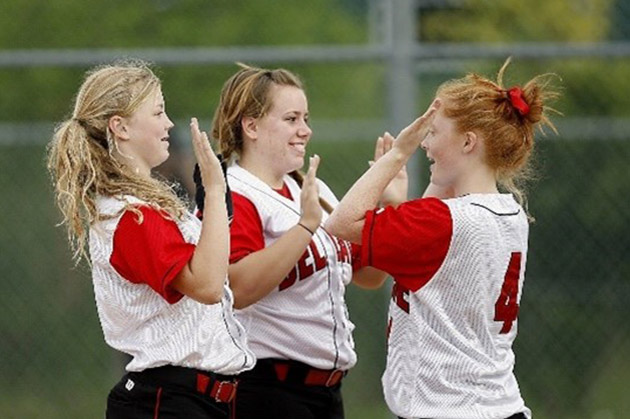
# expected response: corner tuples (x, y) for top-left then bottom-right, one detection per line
(362, 194), (531, 419)
(227, 163), (357, 371)
(89, 195), (255, 374)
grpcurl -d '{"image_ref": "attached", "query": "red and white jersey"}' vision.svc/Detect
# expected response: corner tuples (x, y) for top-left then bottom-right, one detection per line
(227, 163), (358, 371)
(89, 195), (255, 375)
(362, 194), (531, 419)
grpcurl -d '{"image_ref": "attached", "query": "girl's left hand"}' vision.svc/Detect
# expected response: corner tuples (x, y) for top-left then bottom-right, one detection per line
(371, 132), (408, 207)
(190, 118), (225, 194)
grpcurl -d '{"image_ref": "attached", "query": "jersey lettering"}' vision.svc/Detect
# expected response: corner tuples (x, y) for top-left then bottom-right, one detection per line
(333, 236), (352, 264)
(278, 240), (327, 291)
(322, 230), (352, 265)
(391, 281), (410, 314)
(494, 252), (522, 334)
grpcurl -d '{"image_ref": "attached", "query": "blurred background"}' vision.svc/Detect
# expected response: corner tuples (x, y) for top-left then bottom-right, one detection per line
(1, 0), (629, 418)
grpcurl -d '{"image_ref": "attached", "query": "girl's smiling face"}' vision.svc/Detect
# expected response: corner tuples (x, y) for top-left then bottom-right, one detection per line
(251, 84), (312, 177)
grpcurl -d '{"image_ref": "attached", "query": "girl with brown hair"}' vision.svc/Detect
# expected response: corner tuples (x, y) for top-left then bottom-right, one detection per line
(197, 64), (389, 419)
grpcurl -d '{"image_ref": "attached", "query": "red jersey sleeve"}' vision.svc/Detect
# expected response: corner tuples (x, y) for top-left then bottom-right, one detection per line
(110, 206), (195, 304)
(360, 197), (452, 292)
(229, 192), (265, 263)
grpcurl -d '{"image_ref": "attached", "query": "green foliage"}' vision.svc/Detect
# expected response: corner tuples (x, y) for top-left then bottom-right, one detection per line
(0, 1), (377, 122)
(2, 1), (630, 418)
(0, 0), (367, 49)
(160, 63), (385, 126)
(419, 0), (630, 121)
(421, 0), (612, 42)
(558, 59), (630, 116)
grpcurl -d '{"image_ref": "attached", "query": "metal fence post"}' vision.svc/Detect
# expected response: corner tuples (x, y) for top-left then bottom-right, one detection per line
(384, 0), (420, 196)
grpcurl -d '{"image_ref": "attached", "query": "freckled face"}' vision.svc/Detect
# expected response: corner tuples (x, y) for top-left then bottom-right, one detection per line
(420, 104), (466, 188)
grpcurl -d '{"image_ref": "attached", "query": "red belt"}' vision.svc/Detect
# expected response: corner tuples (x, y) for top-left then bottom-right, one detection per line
(130, 365), (238, 404)
(303, 368), (346, 387)
(271, 360), (347, 387)
(196, 373), (237, 403)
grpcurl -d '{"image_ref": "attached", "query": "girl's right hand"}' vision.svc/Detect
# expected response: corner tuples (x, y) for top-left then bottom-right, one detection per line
(394, 99), (440, 157)
(299, 155), (323, 232)
(190, 118), (225, 194)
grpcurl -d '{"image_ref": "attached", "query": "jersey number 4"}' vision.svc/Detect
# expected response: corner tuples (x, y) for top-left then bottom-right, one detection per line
(494, 252), (522, 334)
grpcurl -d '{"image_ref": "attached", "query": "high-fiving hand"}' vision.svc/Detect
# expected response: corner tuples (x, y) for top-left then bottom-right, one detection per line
(393, 99), (440, 157)
(299, 155), (323, 233)
(372, 132), (408, 207)
(190, 117), (225, 195)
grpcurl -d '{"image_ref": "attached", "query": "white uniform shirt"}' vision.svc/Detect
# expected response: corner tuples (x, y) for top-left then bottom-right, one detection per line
(228, 164), (357, 371)
(89, 195), (255, 374)
(362, 194), (531, 419)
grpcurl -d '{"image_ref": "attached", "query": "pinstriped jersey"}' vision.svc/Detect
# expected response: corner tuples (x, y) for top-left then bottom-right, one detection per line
(89, 195), (255, 374)
(227, 163), (357, 371)
(362, 194), (531, 419)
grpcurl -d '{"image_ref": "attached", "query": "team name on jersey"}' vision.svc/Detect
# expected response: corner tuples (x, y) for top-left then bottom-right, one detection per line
(279, 230), (352, 291)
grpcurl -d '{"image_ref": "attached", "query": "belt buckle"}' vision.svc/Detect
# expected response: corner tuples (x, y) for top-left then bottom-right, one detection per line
(214, 380), (237, 403)
(325, 369), (344, 387)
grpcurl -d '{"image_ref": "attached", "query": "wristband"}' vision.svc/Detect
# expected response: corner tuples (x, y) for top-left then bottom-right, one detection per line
(297, 222), (315, 236)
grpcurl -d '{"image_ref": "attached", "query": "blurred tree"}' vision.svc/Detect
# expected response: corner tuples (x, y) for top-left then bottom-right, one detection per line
(420, 0), (611, 42)
(0, 0), (383, 121)
(419, 0), (630, 116)
(0, 0), (368, 48)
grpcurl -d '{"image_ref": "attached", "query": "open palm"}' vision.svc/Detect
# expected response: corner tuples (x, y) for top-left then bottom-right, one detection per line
(372, 132), (408, 207)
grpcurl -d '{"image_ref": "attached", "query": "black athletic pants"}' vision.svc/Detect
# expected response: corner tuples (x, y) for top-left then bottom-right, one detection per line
(233, 359), (345, 419)
(106, 366), (235, 419)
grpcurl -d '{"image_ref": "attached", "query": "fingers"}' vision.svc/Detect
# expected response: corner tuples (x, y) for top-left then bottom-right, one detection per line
(190, 118), (223, 190)
(383, 132), (394, 151)
(305, 154), (320, 182)
(300, 155), (323, 227)
(410, 105), (438, 130)
(190, 118), (205, 154)
(415, 98), (441, 127)
(374, 136), (384, 161)
(303, 155), (321, 197)
(374, 132), (395, 162)
(190, 117), (204, 142)
(190, 117), (213, 157)
(396, 100), (441, 144)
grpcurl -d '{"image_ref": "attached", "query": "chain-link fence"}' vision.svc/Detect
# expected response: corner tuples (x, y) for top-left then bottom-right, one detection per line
(1, 1), (629, 418)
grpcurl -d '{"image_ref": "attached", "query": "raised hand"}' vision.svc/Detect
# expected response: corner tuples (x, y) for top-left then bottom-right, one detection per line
(299, 155), (323, 233)
(394, 99), (440, 157)
(190, 117), (225, 194)
(372, 132), (408, 207)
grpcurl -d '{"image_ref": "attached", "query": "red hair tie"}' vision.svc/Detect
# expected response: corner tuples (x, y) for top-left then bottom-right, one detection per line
(507, 87), (530, 116)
